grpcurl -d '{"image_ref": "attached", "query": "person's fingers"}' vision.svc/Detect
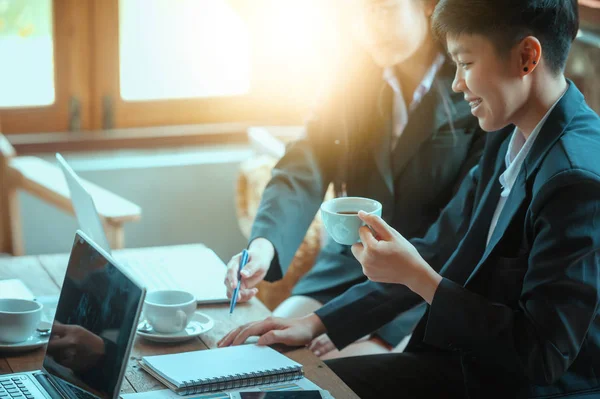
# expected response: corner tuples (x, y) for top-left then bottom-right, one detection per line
(225, 254), (241, 290)
(237, 288), (258, 303)
(358, 211), (393, 241)
(308, 334), (327, 351)
(232, 318), (278, 346)
(47, 335), (72, 351)
(227, 286), (258, 302)
(313, 342), (335, 357)
(351, 242), (364, 260)
(309, 335), (336, 357)
(239, 260), (260, 280)
(50, 322), (67, 336)
(358, 225), (378, 248)
(258, 328), (306, 347)
(241, 264), (266, 289)
(217, 325), (244, 347)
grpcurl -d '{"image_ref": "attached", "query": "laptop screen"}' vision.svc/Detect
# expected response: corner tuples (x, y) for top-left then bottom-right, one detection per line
(43, 232), (144, 399)
(56, 153), (113, 254)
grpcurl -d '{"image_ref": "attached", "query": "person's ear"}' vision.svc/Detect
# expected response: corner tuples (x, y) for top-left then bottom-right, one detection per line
(518, 36), (542, 76)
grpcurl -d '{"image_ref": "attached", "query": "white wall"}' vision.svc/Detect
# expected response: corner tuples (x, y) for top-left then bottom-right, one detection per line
(18, 144), (253, 264)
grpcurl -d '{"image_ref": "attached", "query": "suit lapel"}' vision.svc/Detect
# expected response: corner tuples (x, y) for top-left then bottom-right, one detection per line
(390, 86), (439, 177)
(389, 63), (479, 177)
(443, 135), (508, 285)
(371, 110), (395, 196)
(464, 171), (526, 285)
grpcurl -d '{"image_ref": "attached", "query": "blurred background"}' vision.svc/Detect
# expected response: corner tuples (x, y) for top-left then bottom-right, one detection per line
(0, 0), (598, 262)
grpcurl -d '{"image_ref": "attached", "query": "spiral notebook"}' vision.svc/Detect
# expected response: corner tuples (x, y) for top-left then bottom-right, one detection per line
(138, 345), (304, 395)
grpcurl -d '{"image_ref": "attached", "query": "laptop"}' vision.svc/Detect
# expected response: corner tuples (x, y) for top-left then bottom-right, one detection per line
(55, 153), (229, 304)
(0, 230), (146, 399)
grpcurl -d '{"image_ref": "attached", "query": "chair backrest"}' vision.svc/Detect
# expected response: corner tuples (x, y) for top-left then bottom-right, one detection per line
(0, 121), (17, 254)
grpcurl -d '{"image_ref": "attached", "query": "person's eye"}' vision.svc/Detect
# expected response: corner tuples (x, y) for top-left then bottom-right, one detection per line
(458, 62), (472, 70)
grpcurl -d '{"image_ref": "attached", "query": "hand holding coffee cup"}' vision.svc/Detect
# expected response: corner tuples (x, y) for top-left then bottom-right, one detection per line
(143, 290), (196, 334)
(0, 298), (43, 343)
(320, 197), (383, 245)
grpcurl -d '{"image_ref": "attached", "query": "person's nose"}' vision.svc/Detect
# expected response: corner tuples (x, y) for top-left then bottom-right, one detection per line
(452, 68), (465, 93)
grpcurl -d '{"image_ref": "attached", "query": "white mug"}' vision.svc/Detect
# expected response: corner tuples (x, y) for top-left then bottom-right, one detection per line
(320, 197), (383, 245)
(144, 290), (196, 334)
(0, 298), (43, 343)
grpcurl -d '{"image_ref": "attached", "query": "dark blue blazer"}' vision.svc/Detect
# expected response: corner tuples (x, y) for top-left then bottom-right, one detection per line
(317, 82), (600, 398)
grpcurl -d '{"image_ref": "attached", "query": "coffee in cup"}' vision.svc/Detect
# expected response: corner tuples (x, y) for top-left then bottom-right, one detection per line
(143, 290), (196, 334)
(0, 298), (43, 343)
(320, 197), (383, 245)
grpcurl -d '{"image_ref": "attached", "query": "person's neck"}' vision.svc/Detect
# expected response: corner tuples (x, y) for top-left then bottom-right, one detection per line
(394, 36), (439, 104)
(514, 74), (568, 139)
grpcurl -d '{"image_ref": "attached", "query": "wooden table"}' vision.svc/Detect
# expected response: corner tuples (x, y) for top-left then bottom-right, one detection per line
(0, 245), (358, 398)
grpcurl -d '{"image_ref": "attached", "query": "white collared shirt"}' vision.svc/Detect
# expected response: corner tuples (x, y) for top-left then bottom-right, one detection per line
(383, 53), (446, 150)
(486, 90), (567, 246)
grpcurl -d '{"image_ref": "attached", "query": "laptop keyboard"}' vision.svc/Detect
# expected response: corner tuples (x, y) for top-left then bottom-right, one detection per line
(48, 375), (97, 399)
(0, 377), (34, 399)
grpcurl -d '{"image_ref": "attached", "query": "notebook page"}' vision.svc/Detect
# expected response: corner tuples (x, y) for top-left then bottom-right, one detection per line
(142, 345), (302, 387)
(0, 279), (35, 300)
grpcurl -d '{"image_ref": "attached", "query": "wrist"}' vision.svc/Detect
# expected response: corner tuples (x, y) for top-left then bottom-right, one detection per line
(408, 264), (442, 305)
(306, 313), (327, 338)
(249, 238), (275, 263)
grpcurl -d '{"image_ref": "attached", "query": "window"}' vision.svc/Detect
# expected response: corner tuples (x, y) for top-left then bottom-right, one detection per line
(119, 0), (250, 101)
(0, 0), (55, 108)
(95, 0), (337, 130)
(1, 0), (597, 141)
(0, 0), (91, 134)
(0, 0), (339, 136)
(0, 0), (340, 139)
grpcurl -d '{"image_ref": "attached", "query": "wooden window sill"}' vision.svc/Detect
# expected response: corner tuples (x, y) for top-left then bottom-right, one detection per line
(6, 123), (303, 155)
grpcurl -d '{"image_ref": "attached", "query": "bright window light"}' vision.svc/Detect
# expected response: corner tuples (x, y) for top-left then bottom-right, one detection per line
(119, 0), (251, 102)
(0, 0), (55, 108)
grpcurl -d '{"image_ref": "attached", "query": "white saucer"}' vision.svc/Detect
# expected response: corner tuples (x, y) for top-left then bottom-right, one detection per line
(0, 334), (49, 353)
(136, 312), (214, 343)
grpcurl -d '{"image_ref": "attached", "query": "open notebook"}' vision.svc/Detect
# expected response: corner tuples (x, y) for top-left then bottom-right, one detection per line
(138, 345), (303, 395)
(0, 279), (35, 300)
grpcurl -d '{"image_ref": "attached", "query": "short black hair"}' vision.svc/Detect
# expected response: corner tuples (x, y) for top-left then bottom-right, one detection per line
(431, 0), (579, 74)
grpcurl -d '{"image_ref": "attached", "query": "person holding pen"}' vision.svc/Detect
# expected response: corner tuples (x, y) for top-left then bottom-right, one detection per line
(229, 249), (249, 314)
(224, 0), (485, 359)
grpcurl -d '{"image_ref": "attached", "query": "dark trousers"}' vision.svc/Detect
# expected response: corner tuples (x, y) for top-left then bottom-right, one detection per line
(325, 352), (466, 399)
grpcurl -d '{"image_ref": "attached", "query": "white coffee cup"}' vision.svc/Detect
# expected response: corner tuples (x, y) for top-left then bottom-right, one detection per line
(320, 197), (383, 245)
(144, 290), (196, 334)
(0, 298), (43, 343)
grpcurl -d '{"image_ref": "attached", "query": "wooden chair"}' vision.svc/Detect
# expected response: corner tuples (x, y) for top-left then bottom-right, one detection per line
(236, 127), (333, 310)
(0, 124), (141, 256)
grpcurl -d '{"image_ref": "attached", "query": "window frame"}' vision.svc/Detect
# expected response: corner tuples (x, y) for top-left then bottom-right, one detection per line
(0, 0), (93, 134)
(91, 0), (309, 130)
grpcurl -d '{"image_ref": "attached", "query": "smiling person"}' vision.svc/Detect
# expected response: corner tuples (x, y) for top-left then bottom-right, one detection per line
(219, 0), (600, 398)
(223, 0), (485, 360)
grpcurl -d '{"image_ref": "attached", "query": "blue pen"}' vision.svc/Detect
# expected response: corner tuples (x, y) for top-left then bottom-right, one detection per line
(229, 249), (249, 314)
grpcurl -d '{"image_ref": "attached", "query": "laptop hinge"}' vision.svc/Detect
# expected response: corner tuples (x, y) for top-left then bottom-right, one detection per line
(33, 372), (66, 399)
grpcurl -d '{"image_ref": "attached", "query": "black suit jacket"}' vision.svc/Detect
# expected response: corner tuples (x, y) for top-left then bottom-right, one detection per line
(316, 82), (600, 398)
(250, 56), (485, 298)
